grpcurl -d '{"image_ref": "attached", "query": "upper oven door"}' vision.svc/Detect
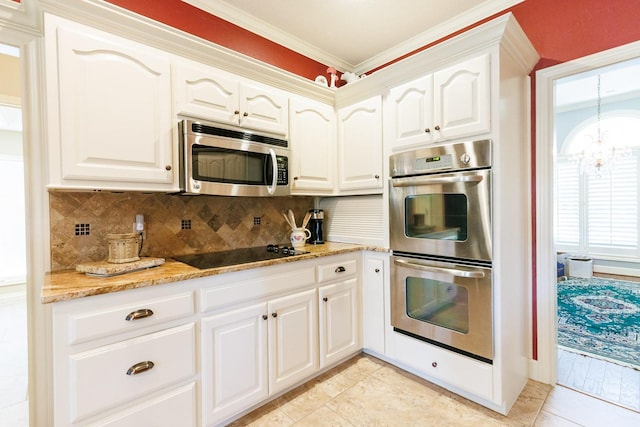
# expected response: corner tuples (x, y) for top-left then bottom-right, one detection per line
(389, 168), (491, 262)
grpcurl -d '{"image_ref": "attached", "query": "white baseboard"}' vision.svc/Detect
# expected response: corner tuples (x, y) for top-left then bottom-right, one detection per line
(593, 265), (640, 278)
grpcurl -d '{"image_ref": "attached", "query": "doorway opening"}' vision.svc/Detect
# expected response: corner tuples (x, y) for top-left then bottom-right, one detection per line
(536, 45), (640, 413)
(0, 42), (28, 427)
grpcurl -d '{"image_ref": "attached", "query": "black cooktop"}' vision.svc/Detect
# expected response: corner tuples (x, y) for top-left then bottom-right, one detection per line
(173, 245), (309, 270)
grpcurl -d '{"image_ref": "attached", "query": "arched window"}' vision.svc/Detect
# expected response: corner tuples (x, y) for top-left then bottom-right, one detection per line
(555, 112), (640, 260)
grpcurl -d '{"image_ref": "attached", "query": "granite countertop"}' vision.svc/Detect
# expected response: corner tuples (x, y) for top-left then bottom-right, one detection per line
(42, 242), (386, 304)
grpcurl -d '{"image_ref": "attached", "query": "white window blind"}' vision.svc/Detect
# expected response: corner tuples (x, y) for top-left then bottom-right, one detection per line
(555, 149), (640, 259)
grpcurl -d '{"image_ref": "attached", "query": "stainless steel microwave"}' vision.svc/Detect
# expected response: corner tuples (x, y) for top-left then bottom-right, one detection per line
(178, 119), (290, 197)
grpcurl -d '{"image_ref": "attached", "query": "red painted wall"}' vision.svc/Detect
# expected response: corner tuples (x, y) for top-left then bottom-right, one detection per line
(107, 0), (640, 80)
(105, 0), (329, 80)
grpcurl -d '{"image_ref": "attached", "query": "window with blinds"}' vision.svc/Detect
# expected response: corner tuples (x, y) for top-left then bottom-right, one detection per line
(555, 131), (640, 260)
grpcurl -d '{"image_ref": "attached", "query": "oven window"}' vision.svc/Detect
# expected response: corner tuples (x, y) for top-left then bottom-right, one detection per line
(406, 277), (469, 333)
(192, 145), (271, 185)
(404, 194), (467, 241)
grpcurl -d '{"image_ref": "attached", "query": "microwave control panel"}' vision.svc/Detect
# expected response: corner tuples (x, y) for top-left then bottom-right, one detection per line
(276, 156), (288, 185)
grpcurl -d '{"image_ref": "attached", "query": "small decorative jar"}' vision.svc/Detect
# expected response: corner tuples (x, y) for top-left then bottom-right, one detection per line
(107, 233), (140, 263)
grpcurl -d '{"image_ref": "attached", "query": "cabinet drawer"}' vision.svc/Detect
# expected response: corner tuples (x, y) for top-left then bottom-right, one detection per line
(393, 332), (493, 400)
(66, 291), (195, 345)
(68, 323), (195, 422)
(92, 383), (196, 427)
(316, 257), (357, 283)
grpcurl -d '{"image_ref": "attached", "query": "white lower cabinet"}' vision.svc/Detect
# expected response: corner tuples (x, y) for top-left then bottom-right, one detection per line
(94, 383), (197, 427)
(268, 289), (319, 393)
(201, 289), (318, 427)
(201, 303), (269, 425)
(52, 285), (197, 427)
(362, 252), (387, 355)
(319, 278), (359, 368)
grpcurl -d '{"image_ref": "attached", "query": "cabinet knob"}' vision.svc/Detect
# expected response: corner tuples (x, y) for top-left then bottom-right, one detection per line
(424, 128), (431, 133)
(323, 297), (328, 302)
(125, 308), (154, 321)
(293, 176), (299, 180)
(272, 312), (278, 318)
(243, 112), (249, 117)
(262, 315), (268, 320)
(434, 125), (441, 131)
(234, 110), (240, 115)
(432, 362), (438, 368)
(165, 165), (172, 171)
(374, 174), (380, 179)
(335, 266), (346, 273)
(375, 268), (380, 273)
(126, 360), (155, 376)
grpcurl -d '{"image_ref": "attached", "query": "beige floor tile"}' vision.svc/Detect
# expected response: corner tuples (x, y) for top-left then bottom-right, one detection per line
(227, 405), (294, 427)
(533, 410), (582, 427)
(326, 373), (444, 426)
(542, 386), (640, 426)
(292, 406), (354, 427)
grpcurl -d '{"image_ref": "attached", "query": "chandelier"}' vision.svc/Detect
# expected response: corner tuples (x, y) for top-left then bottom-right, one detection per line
(575, 74), (619, 178)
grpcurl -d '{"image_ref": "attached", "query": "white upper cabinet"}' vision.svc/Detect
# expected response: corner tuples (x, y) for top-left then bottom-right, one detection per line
(174, 61), (289, 136)
(434, 54), (491, 140)
(289, 97), (336, 194)
(388, 54), (491, 150)
(45, 15), (176, 191)
(389, 75), (435, 148)
(337, 95), (383, 193)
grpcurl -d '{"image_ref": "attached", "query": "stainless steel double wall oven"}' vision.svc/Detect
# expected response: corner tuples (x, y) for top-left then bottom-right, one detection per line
(389, 139), (493, 363)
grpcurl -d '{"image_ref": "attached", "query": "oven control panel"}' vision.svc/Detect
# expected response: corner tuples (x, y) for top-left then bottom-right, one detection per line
(414, 153), (453, 171)
(390, 139), (491, 177)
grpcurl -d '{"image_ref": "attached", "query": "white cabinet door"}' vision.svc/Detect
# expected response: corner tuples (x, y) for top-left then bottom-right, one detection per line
(388, 75), (434, 149)
(289, 97), (336, 194)
(173, 61), (240, 124)
(47, 17), (175, 191)
(362, 254), (386, 355)
(268, 289), (318, 394)
(240, 82), (289, 136)
(201, 303), (269, 426)
(433, 54), (491, 140)
(337, 95), (383, 193)
(318, 278), (360, 368)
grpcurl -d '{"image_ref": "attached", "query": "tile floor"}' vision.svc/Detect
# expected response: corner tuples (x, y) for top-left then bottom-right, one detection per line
(230, 354), (640, 427)
(558, 347), (640, 412)
(0, 285), (29, 427)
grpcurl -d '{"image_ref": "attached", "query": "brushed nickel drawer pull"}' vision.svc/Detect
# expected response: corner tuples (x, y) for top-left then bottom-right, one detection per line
(125, 308), (154, 321)
(126, 360), (155, 376)
(335, 266), (346, 273)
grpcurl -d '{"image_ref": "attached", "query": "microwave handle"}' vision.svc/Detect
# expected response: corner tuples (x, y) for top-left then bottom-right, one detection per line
(393, 258), (486, 279)
(266, 148), (277, 195)
(391, 174), (483, 187)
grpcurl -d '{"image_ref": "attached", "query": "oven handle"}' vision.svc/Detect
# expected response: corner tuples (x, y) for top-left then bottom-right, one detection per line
(391, 174), (483, 187)
(393, 258), (486, 278)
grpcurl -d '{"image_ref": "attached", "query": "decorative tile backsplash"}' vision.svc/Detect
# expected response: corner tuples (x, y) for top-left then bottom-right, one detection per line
(49, 192), (314, 270)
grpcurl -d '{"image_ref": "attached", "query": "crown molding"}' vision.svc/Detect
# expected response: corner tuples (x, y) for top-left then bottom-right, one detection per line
(0, 0), (41, 35)
(182, 0), (351, 71)
(183, 0), (524, 74)
(356, 0), (524, 73)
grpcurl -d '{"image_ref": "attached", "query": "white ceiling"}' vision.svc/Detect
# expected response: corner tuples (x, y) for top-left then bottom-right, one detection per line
(182, 0), (523, 73)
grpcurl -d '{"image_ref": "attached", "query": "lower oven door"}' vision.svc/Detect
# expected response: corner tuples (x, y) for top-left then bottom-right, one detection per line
(391, 254), (493, 362)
